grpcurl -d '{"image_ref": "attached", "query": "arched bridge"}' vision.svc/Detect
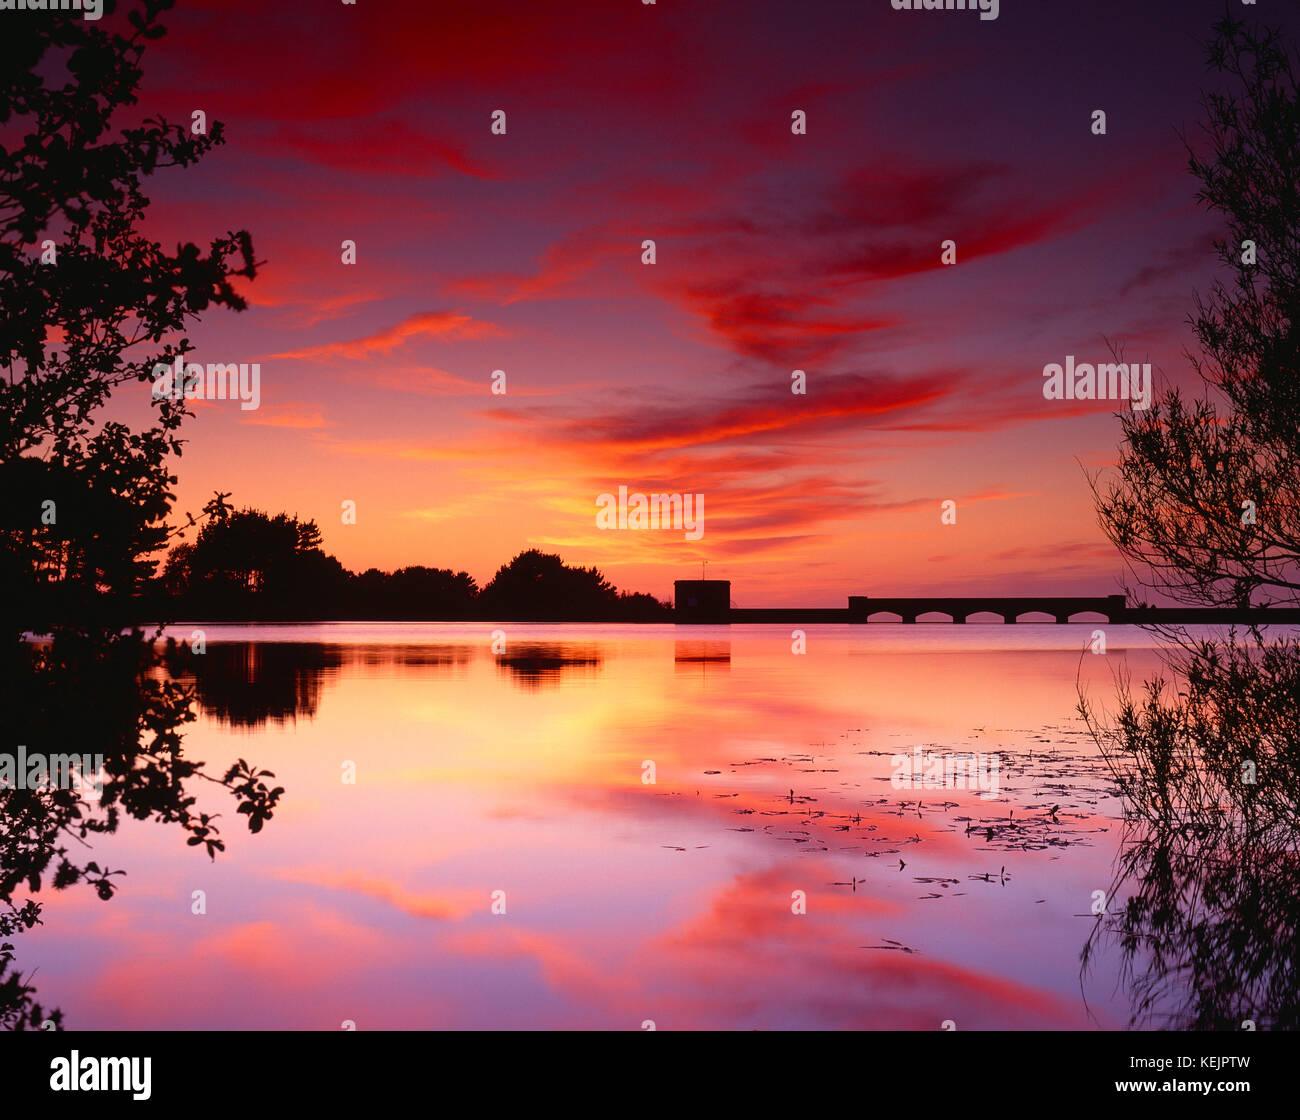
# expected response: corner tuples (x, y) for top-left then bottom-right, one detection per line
(677, 580), (1300, 624)
(846, 595), (1128, 624)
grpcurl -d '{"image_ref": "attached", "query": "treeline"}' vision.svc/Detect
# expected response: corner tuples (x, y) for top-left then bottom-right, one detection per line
(150, 506), (671, 622)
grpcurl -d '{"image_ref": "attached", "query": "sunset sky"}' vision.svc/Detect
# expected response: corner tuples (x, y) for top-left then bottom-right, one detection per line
(110, 0), (1276, 606)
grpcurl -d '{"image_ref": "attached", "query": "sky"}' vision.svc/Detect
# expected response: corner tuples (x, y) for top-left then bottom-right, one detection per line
(98, 0), (1289, 606)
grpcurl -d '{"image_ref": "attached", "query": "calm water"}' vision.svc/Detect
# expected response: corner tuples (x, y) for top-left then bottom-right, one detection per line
(23, 623), (1191, 1029)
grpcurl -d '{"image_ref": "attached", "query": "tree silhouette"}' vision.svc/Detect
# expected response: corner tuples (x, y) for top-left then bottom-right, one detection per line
(350, 565), (479, 620)
(1084, 14), (1300, 1030)
(1093, 16), (1299, 610)
(1082, 642), (1300, 1028)
(166, 506), (348, 617)
(0, 0), (273, 1029)
(479, 549), (623, 621)
(158, 524), (668, 621)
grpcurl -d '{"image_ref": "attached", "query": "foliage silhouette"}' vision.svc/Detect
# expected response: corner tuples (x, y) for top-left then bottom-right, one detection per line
(1084, 14), (1300, 1029)
(0, 0), (272, 1029)
(1082, 639), (1300, 1028)
(162, 505), (350, 618)
(478, 549), (667, 621)
(157, 532), (670, 621)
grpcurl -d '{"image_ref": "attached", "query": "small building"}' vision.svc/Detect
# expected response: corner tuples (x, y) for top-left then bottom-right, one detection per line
(674, 580), (731, 623)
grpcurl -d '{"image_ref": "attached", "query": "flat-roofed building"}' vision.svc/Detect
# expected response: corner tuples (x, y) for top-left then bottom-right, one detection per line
(674, 580), (730, 622)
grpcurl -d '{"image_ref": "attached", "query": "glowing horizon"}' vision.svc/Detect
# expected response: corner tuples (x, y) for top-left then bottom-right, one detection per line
(113, 0), (1236, 607)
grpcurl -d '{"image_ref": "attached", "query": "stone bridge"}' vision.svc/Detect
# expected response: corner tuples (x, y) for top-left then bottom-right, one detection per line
(846, 595), (1127, 624)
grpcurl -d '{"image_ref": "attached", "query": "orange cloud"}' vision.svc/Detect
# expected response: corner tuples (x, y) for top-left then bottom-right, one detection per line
(273, 311), (506, 361)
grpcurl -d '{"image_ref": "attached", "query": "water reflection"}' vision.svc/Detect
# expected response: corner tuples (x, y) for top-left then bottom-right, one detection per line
(673, 641), (731, 663)
(158, 638), (610, 729)
(1081, 632), (1300, 1029)
(11, 624), (1291, 1029)
(166, 642), (341, 727)
(3, 631), (284, 1029)
(490, 643), (602, 690)
(166, 641), (479, 727)
(1085, 828), (1299, 1030)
